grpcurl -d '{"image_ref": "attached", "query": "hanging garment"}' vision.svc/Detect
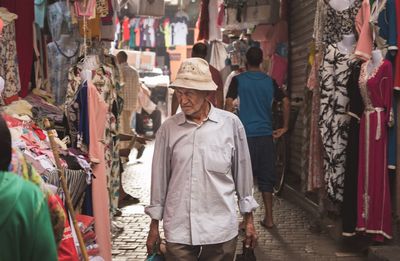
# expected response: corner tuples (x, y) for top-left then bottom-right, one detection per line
(34, 0), (46, 28)
(173, 21), (188, 46)
(313, 0), (327, 51)
(0, 1), (33, 99)
(208, 0), (222, 41)
(268, 53), (288, 87)
(47, 40), (80, 105)
(87, 81), (112, 260)
(209, 41), (227, 71)
(356, 59), (393, 241)
(370, 0), (397, 52)
(342, 61), (364, 237)
(307, 52), (324, 192)
(197, 0), (210, 41)
(163, 20), (171, 48)
(100, 0), (116, 41)
(322, 0), (362, 45)
(96, 0), (109, 18)
(47, 1), (72, 41)
(354, 0), (373, 61)
(0, 20), (21, 105)
(319, 44), (353, 202)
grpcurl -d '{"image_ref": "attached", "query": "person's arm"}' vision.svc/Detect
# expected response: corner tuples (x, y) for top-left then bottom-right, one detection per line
(146, 219), (161, 254)
(272, 82), (290, 139)
(225, 76), (239, 112)
(232, 121), (259, 248)
(171, 91), (179, 115)
(144, 126), (170, 254)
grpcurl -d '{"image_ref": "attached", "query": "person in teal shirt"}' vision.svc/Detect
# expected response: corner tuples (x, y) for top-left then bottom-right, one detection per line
(0, 114), (58, 261)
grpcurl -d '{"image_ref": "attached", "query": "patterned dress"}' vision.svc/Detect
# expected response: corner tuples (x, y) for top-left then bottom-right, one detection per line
(322, 0), (362, 45)
(357, 60), (393, 241)
(318, 0), (362, 202)
(0, 20), (21, 105)
(319, 44), (354, 202)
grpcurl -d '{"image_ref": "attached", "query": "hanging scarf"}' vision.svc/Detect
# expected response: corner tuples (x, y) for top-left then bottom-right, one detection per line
(197, 0), (210, 41)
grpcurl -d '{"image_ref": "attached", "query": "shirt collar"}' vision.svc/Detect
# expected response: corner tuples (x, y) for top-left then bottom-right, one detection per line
(177, 102), (219, 126)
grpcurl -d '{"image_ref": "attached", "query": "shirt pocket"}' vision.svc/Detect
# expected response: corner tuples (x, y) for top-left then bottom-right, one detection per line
(205, 145), (232, 174)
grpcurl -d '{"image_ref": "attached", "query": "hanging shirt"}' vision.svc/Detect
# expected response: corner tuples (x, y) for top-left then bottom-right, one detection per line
(173, 21), (188, 46)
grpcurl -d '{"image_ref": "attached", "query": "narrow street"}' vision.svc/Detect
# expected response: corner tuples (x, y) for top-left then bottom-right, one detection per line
(112, 142), (367, 261)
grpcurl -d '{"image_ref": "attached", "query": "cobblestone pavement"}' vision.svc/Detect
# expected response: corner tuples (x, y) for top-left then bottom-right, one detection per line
(112, 142), (367, 261)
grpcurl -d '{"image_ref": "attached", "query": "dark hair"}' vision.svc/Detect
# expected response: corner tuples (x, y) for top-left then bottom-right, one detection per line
(246, 47), (263, 67)
(192, 42), (207, 59)
(117, 51), (128, 63)
(0, 114), (11, 171)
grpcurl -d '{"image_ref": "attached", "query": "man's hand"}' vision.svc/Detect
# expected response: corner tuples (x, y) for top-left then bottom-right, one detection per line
(272, 127), (288, 139)
(243, 213), (258, 249)
(146, 220), (161, 254)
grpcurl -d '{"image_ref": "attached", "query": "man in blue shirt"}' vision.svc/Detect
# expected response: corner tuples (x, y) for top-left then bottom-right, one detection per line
(226, 47), (290, 229)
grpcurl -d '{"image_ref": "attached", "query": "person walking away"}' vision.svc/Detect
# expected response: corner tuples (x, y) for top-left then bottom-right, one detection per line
(171, 42), (224, 114)
(145, 58), (258, 260)
(116, 51), (144, 206)
(226, 47), (290, 229)
(0, 114), (58, 261)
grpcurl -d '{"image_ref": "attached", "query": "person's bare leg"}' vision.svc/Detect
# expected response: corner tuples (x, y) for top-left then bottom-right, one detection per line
(262, 192), (274, 228)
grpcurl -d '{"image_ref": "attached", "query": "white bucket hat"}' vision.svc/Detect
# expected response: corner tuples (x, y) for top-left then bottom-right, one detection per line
(170, 58), (218, 91)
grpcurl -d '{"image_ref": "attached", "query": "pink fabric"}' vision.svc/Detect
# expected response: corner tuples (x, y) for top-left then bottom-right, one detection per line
(273, 20), (288, 44)
(268, 54), (287, 87)
(354, 1), (372, 61)
(251, 24), (274, 42)
(217, 3), (225, 27)
(356, 60), (393, 241)
(88, 83), (112, 260)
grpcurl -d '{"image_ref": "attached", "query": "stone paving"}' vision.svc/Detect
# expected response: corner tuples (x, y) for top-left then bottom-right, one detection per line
(112, 142), (367, 261)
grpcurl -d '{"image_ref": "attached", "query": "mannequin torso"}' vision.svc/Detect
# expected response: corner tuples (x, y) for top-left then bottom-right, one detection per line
(329, 0), (355, 11)
(367, 49), (384, 75)
(337, 34), (356, 54)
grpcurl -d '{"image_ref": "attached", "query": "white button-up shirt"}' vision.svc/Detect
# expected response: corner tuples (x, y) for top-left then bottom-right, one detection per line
(145, 105), (258, 245)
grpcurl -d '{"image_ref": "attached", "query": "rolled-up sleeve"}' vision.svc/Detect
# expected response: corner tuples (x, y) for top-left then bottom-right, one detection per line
(232, 120), (259, 214)
(144, 126), (171, 220)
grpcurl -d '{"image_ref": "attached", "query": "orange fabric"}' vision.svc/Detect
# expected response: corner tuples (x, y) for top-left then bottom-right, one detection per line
(354, 1), (372, 61)
(87, 82), (111, 260)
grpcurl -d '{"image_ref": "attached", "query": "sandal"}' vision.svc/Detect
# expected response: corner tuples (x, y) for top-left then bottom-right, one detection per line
(260, 219), (274, 229)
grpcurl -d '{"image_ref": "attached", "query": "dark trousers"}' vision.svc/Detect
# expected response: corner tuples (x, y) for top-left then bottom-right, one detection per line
(165, 237), (237, 261)
(136, 109), (161, 135)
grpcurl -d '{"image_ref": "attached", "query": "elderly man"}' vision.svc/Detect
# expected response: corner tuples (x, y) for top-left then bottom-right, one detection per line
(145, 58), (258, 261)
(171, 42), (224, 115)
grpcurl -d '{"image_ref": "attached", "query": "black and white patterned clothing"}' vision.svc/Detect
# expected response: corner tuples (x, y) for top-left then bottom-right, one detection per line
(322, 0), (362, 45)
(319, 43), (354, 202)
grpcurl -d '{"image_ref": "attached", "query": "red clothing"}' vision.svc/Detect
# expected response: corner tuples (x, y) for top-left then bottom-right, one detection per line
(197, 0), (210, 40)
(357, 60), (393, 241)
(207, 64), (223, 107)
(0, 0), (34, 98)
